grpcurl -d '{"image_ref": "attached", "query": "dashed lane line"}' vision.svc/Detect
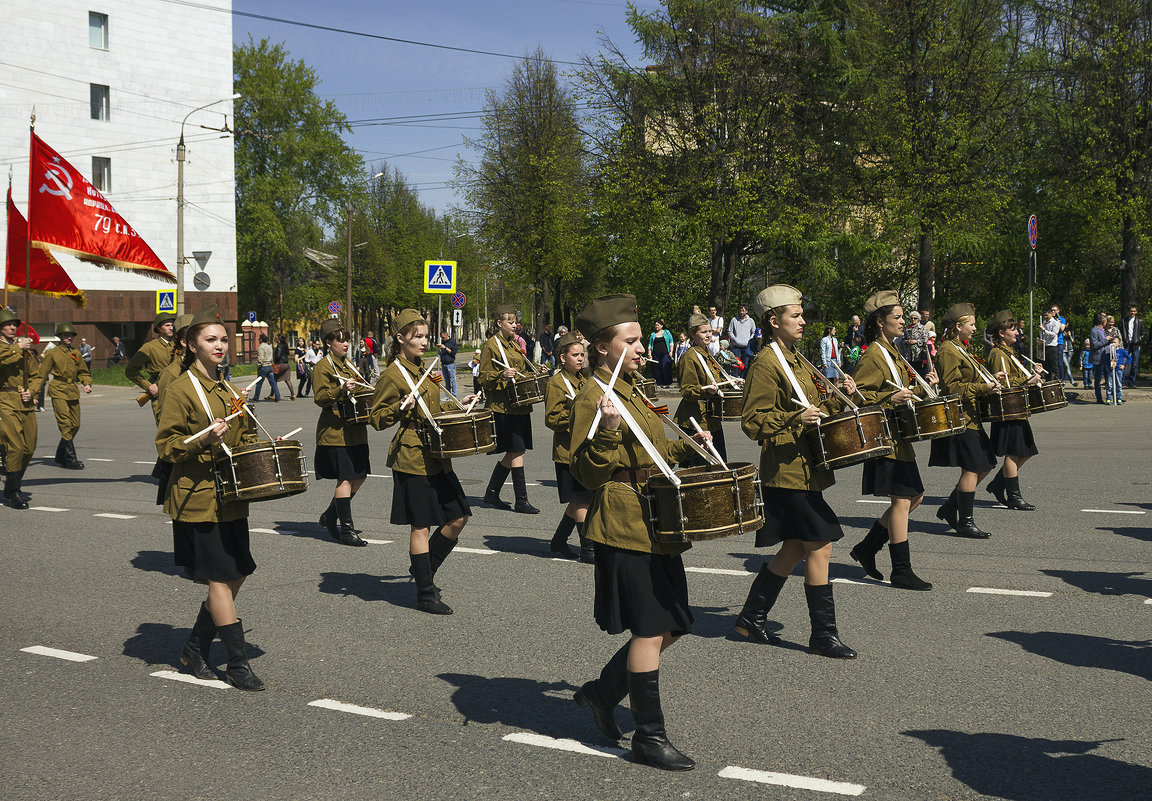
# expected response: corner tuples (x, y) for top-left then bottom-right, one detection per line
(251, 527), (298, 536)
(832, 577), (877, 587)
(87, 458), (114, 462)
(30, 506), (68, 512)
(454, 547), (500, 555)
(94, 513), (136, 520)
(21, 645), (98, 662)
(150, 670), (230, 689)
(1080, 508), (1145, 515)
(686, 566), (752, 576)
(307, 698), (411, 720)
(360, 538), (394, 545)
(719, 766), (866, 796)
(967, 587), (1053, 598)
(1145, 599), (1152, 605)
(855, 499), (889, 504)
(133, 461), (155, 465)
(503, 732), (629, 759)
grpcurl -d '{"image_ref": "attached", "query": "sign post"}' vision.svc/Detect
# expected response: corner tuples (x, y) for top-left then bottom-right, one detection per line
(1028, 215), (1037, 362)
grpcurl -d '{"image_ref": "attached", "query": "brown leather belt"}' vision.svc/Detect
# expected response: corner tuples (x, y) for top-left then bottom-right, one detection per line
(611, 467), (655, 485)
(402, 421), (425, 432)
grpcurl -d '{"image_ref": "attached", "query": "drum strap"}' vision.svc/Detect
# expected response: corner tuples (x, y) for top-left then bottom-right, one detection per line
(392, 360), (442, 433)
(770, 341), (811, 405)
(561, 373), (576, 400)
(189, 372), (231, 457)
(694, 350), (724, 397)
(877, 343), (906, 388)
(951, 340), (997, 383)
(1009, 355), (1032, 380)
(592, 376), (679, 488)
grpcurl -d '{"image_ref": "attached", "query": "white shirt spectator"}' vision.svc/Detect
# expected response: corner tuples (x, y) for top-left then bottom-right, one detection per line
(1041, 317), (1060, 348)
(709, 315), (724, 356)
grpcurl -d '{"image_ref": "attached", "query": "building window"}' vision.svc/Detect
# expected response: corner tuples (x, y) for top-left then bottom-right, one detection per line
(92, 157), (111, 192)
(89, 12), (108, 49)
(90, 84), (109, 120)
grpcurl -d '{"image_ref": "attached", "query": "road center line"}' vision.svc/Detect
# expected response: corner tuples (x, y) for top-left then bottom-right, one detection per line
(967, 587), (1053, 598)
(21, 645), (98, 662)
(503, 732), (628, 759)
(307, 698), (411, 720)
(686, 566), (753, 576)
(832, 577), (876, 586)
(94, 513), (136, 520)
(133, 461), (155, 465)
(1080, 508), (1145, 515)
(31, 506), (68, 512)
(250, 527), (299, 536)
(454, 547), (500, 555)
(360, 538), (394, 545)
(87, 458), (114, 462)
(150, 670), (230, 689)
(855, 499), (889, 504)
(719, 765), (866, 796)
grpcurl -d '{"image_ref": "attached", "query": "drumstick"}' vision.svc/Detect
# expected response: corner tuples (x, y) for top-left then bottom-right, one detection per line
(688, 417), (729, 471)
(796, 349), (858, 410)
(892, 349), (939, 398)
(829, 360), (870, 403)
(792, 397), (829, 418)
(281, 427), (303, 440)
(183, 410), (244, 444)
(401, 359), (440, 409)
(464, 391), (482, 414)
(492, 356), (531, 379)
(651, 407), (713, 464)
(586, 348), (629, 440)
(239, 375), (263, 395)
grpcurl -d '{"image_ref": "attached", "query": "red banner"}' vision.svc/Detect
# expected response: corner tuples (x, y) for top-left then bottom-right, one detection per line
(27, 132), (174, 282)
(6, 188), (85, 307)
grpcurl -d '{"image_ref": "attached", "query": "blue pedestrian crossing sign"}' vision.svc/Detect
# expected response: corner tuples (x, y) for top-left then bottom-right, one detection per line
(156, 290), (175, 314)
(424, 260), (457, 294)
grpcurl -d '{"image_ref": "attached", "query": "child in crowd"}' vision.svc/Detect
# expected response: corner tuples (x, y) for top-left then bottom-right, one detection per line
(469, 349), (482, 393)
(1080, 339), (1093, 388)
(1113, 338), (1131, 405)
(716, 339), (742, 376)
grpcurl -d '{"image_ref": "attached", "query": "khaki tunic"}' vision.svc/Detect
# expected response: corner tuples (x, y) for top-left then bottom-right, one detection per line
(313, 353), (369, 448)
(39, 344), (91, 441)
(987, 344), (1034, 388)
(673, 344), (724, 432)
(156, 359), (183, 403)
(570, 369), (693, 556)
(544, 368), (586, 464)
(125, 336), (173, 421)
(935, 338), (992, 430)
(0, 339), (42, 471)
(369, 356), (451, 475)
(478, 334), (532, 415)
(852, 338), (928, 462)
(740, 342), (842, 491)
(155, 367), (258, 522)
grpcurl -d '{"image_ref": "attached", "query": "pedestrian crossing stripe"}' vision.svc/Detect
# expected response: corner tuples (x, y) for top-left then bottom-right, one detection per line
(423, 260), (457, 294)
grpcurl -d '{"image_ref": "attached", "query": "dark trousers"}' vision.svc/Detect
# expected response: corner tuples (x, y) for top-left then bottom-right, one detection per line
(1094, 359), (1109, 402)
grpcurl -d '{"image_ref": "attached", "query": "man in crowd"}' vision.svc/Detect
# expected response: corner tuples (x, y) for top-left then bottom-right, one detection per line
(251, 333), (280, 402)
(107, 336), (126, 367)
(438, 330), (458, 396)
(843, 315), (862, 370)
(708, 305), (724, 356)
(79, 337), (93, 370)
(539, 323), (554, 371)
(1120, 304), (1145, 387)
(727, 304), (755, 377)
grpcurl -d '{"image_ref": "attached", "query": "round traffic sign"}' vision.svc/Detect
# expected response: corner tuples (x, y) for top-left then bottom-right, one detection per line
(329, 300), (342, 314)
(1028, 215), (1038, 249)
(450, 292), (467, 309)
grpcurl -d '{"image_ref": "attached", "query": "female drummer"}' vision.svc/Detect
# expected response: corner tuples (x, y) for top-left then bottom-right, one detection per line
(984, 310), (1041, 511)
(313, 318), (369, 547)
(848, 291), (938, 590)
(732, 284), (857, 659)
(673, 311), (736, 464)
(156, 305), (264, 690)
(479, 303), (541, 514)
(370, 309), (475, 615)
(928, 303), (1005, 539)
(0, 308), (41, 509)
(569, 294), (709, 771)
(152, 313), (193, 506)
(544, 332), (593, 561)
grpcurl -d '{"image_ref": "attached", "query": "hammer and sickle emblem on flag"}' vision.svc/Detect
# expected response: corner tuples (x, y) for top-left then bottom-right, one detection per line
(39, 158), (73, 200)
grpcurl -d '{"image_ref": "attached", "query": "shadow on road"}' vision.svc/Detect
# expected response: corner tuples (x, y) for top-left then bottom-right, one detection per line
(1040, 568), (1152, 597)
(24, 473), (156, 487)
(318, 570), (413, 608)
(437, 671), (593, 740)
(122, 621), (265, 667)
(481, 533), (553, 558)
(1095, 524), (1152, 544)
(270, 519), (333, 543)
(130, 549), (183, 577)
(904, 729), (1150, 800)
(987, 630), (1151, 682)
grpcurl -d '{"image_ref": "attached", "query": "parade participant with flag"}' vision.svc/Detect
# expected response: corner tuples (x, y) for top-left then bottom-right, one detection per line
(38, 322), (91, 470)
(0, 308), (42, 509)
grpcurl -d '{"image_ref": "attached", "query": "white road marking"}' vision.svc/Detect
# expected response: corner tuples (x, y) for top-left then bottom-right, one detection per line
(503, 732), (628, 759)
(719, 766), (866, 796)
(1144, 598), (1152, 605)
(686, 566), (753, 576)
(87, 458), (114, 462)
(250, 527), (299, 536)
(855, 499), (889, 504)
(31, 506), (68, 512)
(150, 670), (230, 689)
(831, 577), (875, 586)
(133, 461), (155, 465)
(21, 645), (98, 662)
(455, 547), (500, 555)
(967, 587), (1053, 598)
(307, 698), (411, 720)
(1081, 508), (1145, 515)
(367, 473), (392, 479)
(361, 538), (394, 545)
(94, 513), (136, 520)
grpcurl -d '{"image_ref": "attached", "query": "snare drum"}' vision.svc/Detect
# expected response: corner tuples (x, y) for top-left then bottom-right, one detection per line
(644, 462), (764, 543)
(806, 406), (894, 472)
(707, 393), (745, 421)
(213, 439), (308, 504)
(421, 410), (497, 459)
(636, 377), (659, 401)
(507, 375), (545, 407)
(978, 387), (1030, 422)
(1026, 381), (1068, 414)
(336, 389), (374, 424)
(888, 394), (965, 442)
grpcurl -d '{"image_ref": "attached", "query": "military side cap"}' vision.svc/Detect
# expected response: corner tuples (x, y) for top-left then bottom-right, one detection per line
(0, 309), (20, 326)
(188, 305), (221, 329)
(575, 294), (638, 339)
(320, 318), (346, 340)
(56, 322), (77, 336)
(173, 313), (194, 334)
(863, 290), (900, 316)
(940, 302), (976, 331)
(687, 313), (709, 330)
(987, 309), (1016, 330)
(152, 312), (177, 331)
(494, 303), (517, 317)
(391, 308), (424, 335)
(553, 332), (580, 353)
(752, 284), (803, 320)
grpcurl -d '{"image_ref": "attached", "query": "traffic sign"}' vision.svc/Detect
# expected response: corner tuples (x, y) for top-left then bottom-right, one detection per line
(329, 300), (342, 315)
(450, 291), (466, 309)
(1028, 215), (1038, 250)
(156, 290), (175, 314)
(424, 260), (457, 294)
(247, 311), (257, 323)
(452, 308), (463, 327)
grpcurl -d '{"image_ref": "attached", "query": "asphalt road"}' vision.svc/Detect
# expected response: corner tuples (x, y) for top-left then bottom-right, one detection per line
(2, 386), (1149, 801)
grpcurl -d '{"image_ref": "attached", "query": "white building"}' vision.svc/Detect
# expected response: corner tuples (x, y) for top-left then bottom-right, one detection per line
(0, 0), (236, 358)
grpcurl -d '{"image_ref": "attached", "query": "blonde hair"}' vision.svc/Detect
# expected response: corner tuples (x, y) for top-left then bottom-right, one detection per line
(943, 315), (973, 340)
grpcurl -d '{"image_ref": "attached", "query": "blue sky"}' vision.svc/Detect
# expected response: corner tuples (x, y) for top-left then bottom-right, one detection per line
(233, 0), (662, 214)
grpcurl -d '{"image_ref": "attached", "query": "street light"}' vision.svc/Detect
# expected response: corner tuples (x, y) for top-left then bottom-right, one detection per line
(176, 92), (241, 315)
(346, 172), (385, 334)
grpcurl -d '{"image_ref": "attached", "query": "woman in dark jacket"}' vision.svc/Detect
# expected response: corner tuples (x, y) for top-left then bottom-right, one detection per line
(274, 335), (296, 400)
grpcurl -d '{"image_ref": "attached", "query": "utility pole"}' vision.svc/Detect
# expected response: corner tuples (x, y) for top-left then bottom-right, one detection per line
(346, 199), (353, 333)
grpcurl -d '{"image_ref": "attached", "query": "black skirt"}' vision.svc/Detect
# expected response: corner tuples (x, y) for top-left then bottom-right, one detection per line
(593, 543), (693, 638)
(555, 462), (593, 504)
(494, 412), (533, 453)
(755, 487), (844, 548)
(173, 519), (256, 584)
(989, 420), (1039, 458)
(314, 443), (370, 482)
(862, 458), (925, 498)
(390, 469), (472, 528)
(928, 428), (997, 473)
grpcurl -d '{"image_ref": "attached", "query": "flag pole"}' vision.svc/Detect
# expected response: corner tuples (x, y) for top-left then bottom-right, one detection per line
(5, 166), (10, 309)
(23, 111), (35, 391)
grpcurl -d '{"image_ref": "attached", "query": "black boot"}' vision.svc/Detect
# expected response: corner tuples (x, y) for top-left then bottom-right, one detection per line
(428, 528), (457, 577)
(888, 540), (933, 590)
(577, 522), (596, 564)
(54, 439), (67, 466)
(805, 583), (857, 659)
(1004, 475), (1036, 511)
(550, 515), (577, 557)
(217, 620), (265, 691)
(986, 469), (1007, 506)
(512, 466), (539, 514)
(627, 670), (694, 771)
(573, 641), (629, 741)
(4, 471), (28, 509)
(483, 463), (512, 510)
(179, 602), (218, 680)
(319, 498), (339, 541)
(955, 491), (991, 539)
(334, 497), (367, 546)
(733, 566), (788, 644)
(410, 552), (452, 614)
(936, 488), (958, 529)
(62, 439), (84, 470)
(849, 521), (889, 581)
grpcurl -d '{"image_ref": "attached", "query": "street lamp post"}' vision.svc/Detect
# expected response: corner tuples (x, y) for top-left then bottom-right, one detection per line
(346, 172), (384, 335)
(176, 93), (240, 316)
